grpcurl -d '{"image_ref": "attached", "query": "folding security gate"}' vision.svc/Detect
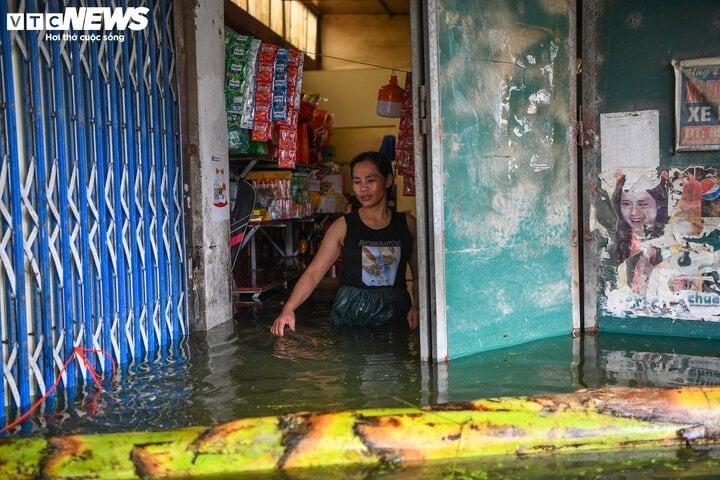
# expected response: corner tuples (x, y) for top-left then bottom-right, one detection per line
(0, 0), (187, 420)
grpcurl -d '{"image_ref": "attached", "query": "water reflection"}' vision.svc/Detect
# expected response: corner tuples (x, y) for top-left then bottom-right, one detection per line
(596, 333), (720, 388)
(444, 332), (720, 404)
(6, 297), (720, 437)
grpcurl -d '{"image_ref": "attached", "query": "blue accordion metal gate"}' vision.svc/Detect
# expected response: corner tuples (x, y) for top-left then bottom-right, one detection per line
(0, 0), (187, 423)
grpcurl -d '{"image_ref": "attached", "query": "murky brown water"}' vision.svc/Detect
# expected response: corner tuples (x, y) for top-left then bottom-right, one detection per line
(5, 295), (720, 477)
(6, 295), (720, 437)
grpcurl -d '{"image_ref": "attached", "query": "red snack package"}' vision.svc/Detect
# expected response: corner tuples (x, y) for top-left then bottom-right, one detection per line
(252, 43), (277, 142)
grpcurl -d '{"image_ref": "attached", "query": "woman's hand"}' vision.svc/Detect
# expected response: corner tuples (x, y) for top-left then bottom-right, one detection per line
(407, 305), (419, 330)
(271, 310), (296, 336)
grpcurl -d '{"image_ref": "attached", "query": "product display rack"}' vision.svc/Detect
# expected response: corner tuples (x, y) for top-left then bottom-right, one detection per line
(229, 153), (327, 305)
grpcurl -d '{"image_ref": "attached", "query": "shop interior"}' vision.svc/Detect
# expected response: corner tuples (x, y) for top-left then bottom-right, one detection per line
(223, 0), (417, 307)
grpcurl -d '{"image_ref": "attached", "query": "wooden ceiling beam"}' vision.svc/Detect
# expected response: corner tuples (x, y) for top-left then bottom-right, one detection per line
(224, 0), (319, 70)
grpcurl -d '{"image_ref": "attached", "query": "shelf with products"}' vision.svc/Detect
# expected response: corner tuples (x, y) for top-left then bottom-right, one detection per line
(229, 166), (345, 304)
(231, 216), (340, 304)
(224, 29), (341, 303)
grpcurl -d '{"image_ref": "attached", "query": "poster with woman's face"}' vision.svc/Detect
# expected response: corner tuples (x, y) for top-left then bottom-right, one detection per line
(619, 190), (658, 232)
(602, 168), (720, 322)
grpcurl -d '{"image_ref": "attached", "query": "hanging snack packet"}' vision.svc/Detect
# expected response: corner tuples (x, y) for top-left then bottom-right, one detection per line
(225, 32), (252, 114)
(277, 50), (302, 128)
(272, 48), (289, 122)
(396, 73), (414, 178)
(228, 128), (250, 154)
(295, 54), (304, 108)
(240, 38), (261, 130)
(252, 43), (277, 142)
(277, 50), (305, 169)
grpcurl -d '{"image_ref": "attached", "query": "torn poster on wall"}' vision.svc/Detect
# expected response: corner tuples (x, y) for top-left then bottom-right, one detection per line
(600, 110), (659, 192)
(673, 57), (720, 152)
(600, 166), (720, 322)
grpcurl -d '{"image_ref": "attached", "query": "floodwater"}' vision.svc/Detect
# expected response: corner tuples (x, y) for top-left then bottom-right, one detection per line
(5, 294), (720, 477)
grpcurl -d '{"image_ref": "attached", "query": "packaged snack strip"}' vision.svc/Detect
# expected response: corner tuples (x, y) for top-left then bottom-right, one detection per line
(225, 91), (243, 114)
(228, 128), (250, 154)
(256, 64), (274, 84)
(251, 120), (272, 142)
(225, 35), (251, 115)
(225, 35), (250, 81)
(252, 43), (277, 141)
(227, 112), (243, 130)
(277, 54), (299, 165)
(227, 56), (247, 73)
(396, 73), (414, 176)
(276, 50), (300, 129)
(257, 44), (277, 68)
(278, 122), (298, 167)
(294, 52), (305, 110)
(279, 128), (297, 150)
(240, 38), (261, 129)
(273, 94), (288, 122)
(278, 146), (296, 169)
(254, 85), (273, 105)
(285, 51), (304, 125)
(234, 35), (251, 57)
(272, 48), (289, 121)
(224, 28), (239, 47)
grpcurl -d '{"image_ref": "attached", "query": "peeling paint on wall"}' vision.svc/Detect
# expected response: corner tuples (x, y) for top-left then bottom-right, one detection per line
(592, 0), (720, 335)
(438, 0), (574, 357)
(601, 166), (720, 322)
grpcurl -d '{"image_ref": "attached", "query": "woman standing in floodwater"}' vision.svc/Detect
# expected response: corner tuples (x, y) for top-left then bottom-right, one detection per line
(271, 151), (419, 336)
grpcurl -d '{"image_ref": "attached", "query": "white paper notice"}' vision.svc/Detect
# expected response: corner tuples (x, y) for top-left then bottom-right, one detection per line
(600, 110), (660, 191)
(211, 166), (229, 221)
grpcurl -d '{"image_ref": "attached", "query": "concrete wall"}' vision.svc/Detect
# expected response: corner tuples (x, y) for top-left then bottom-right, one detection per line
(179, 0), (232, 332)
(320, 15), (411, 71)
(309, 15), (415, 213)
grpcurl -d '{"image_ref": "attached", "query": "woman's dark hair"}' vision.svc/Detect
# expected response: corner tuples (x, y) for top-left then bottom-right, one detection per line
(350, 151), (394, 185)
(613, 173), (669, 265)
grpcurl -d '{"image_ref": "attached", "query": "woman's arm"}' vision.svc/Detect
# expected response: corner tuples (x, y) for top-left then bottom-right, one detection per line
(406, 214), (419, 330)
(270, 217), (346, 336)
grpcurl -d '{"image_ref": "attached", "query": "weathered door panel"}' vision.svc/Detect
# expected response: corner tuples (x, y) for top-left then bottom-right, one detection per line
(586, 0), (720, 338)
(426, 0), (579, 358)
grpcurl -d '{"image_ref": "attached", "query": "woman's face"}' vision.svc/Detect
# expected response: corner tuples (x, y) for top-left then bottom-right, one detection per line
(620, 190), (657, 231)
(352, 160), (392, 208)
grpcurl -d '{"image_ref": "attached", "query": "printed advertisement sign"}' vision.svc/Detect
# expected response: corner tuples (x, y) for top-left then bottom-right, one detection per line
(673, 57), (720, 151)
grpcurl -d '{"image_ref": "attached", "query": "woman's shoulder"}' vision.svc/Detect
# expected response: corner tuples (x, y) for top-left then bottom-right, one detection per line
(330, 215), (349, 230)
(326, 216), (348, 246)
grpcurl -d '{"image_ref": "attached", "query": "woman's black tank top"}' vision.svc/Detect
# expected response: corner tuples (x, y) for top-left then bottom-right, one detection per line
(340, 209), (413, 289)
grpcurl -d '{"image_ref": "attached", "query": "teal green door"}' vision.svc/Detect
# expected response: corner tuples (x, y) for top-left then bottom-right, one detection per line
(425, 0), (579, 359)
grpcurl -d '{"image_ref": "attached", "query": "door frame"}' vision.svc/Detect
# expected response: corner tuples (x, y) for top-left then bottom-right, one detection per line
(410, 0), (448, 362)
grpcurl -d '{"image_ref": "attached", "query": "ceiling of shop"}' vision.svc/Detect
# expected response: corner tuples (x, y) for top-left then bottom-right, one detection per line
(299, 0), (409, 15)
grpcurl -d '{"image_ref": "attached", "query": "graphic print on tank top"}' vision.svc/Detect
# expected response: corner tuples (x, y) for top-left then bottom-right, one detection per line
(360, 240), (401, 287)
